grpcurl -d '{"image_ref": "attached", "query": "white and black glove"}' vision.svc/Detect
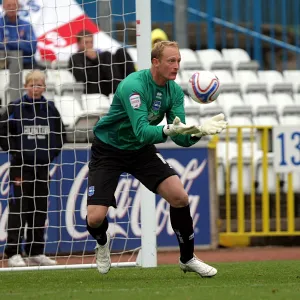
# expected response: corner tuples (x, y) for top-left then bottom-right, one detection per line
(163, 116), (199, 137)
(192, 113), (228, 138)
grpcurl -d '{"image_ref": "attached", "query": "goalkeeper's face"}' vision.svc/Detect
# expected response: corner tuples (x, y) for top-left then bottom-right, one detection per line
(154, 46), (181, 82)
(25, 79), (46, 100)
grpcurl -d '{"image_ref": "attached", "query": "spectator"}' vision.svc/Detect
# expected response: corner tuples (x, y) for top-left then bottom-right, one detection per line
(0, 70), (66, 267)
(69, 30), (135, 95)
(0, 0), (37, 69)
(151, 28), (168, 48)
(68, 30), (121, 96)
(113, 47), (136, 79)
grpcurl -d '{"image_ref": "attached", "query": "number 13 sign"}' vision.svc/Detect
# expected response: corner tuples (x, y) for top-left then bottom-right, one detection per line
(273, 126), (300, 173)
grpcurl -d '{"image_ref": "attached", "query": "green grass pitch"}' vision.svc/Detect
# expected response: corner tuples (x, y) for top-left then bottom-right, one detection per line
(1, 261), (300, 300)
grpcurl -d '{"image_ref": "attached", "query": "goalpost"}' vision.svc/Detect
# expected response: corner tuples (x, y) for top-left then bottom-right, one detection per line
(0, 0), (157, 271)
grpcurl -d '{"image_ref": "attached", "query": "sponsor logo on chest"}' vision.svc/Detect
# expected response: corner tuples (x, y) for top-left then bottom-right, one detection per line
(24, 125), (50, 140)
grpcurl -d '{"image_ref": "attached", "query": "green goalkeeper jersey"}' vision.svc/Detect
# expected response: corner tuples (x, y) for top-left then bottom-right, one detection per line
(93, 69), (199, 150)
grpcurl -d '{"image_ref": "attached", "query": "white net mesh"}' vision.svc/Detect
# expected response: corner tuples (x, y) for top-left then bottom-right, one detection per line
(0, 0), (147, 270)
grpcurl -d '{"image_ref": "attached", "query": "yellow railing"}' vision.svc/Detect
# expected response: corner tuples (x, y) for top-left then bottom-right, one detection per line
(217, 126), (300, 243)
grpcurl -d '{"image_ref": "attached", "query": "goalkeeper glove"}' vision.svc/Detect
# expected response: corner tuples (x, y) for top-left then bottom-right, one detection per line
(192, 113), (228, 138)
(163, 116), (199, 137)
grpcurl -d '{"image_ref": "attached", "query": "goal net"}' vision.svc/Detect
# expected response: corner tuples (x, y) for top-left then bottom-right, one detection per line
(0, 0), (156, 271)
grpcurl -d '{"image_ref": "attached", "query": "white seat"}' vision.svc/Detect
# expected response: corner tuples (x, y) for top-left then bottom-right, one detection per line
(227, 115), (253, 136)
(184, 95), (201, 117)
(181, 70), (198, 85)
(185, 116), (200, 126)
(256, 153), (276, 194)
(294, 94), (300, 106)
(22, 69), (32, 84)
(279, 115), (300, 125)
(179, 48), (199, 69)
(196, 49), (231, 70)
(252, 115), (278, 126)
(217, 93), (244, 116)
(0, 70), (10, 105)
(46, 70), (76, 94)
(228, 116), (252, 126)
(283, 172), (300, 193)
(233, 70), (261, 93)
(268, 93), (294, 115)
(221, 48), (251, 69)
(218, 140), (261, 194)
(283, 70), (300, 93)
(257, 70), (284, 93)
(54, 95), (82, 128)
(174, 73), (182, 86)
(217, 161), (226, 195)
(213, 70), (235, 84)
(243, 93), (269, 115)
(81, 94), (111, 113)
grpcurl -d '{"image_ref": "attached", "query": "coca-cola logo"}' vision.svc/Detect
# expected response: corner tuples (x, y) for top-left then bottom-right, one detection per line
(0, 158), (207, 242)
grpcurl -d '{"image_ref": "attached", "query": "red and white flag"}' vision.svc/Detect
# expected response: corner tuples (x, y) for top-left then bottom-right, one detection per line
(1, 0), (121, 62)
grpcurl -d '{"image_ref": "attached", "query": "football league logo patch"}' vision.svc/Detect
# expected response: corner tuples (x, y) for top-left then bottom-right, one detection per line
(129, 93), (141, 109)
(88, 186), (95, 197)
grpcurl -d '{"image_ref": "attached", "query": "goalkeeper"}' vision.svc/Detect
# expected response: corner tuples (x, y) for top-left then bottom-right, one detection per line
(86, 41), (227, 277)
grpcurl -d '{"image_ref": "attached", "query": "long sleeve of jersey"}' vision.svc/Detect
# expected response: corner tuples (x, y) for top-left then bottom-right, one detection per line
(119, 81), (167, 145)
(166, 89), (201, 147)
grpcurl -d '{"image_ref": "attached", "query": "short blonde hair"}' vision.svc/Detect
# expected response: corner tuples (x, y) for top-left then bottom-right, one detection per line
(25, 70), (46, 85)
(151, 41), (179, 61)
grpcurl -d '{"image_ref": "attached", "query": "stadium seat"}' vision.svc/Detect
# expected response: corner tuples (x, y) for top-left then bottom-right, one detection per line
(81, 93), (111, 114)
(268, 93), (295, 115)
(256, 153), (277, 194)
(283, 172), (300, 193)
(179, 48), (202, 70)
(233, 70), (267, 94)
(257, 70), (293, 94)
(279, 115), (300, 125)
(252, 115), (279, 126)
(184, 95), (201, 119)
(213, 70), (241, 93)
(294, 94), (300, 106)
(185, 116), (200, 126)
(46, 69), (76, 94)
(22, 69), (32, 84)
(196, 49), (232, 71)
(60, 82), (84, 102)
(243, 93), (270, 115)
(200, 102), (224, 118)
(221, 48), (259, 70)
(225, 115), (253, 139)
(283, 70), (300, 93)
(43, 83), (56, 101)
(0, 70), (10, 105)
(54, 95), (82, 128)
(218, 92), (251, 117)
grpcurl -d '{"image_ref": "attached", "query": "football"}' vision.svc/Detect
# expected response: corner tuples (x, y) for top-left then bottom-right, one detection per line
(187, 71), (221, 104)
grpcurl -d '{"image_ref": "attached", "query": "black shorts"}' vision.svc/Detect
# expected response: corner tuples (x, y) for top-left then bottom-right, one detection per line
(87, 137), (177, 207)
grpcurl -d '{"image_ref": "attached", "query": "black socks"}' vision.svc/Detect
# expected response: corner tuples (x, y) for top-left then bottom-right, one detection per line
(170, 205), (194, 263)
(86, 216), (108, 246)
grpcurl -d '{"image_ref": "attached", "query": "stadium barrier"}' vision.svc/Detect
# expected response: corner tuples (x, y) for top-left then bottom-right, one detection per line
(218, 126), (300, 247)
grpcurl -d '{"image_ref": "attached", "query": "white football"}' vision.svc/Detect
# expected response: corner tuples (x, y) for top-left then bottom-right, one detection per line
(187, 71), (221, 104)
